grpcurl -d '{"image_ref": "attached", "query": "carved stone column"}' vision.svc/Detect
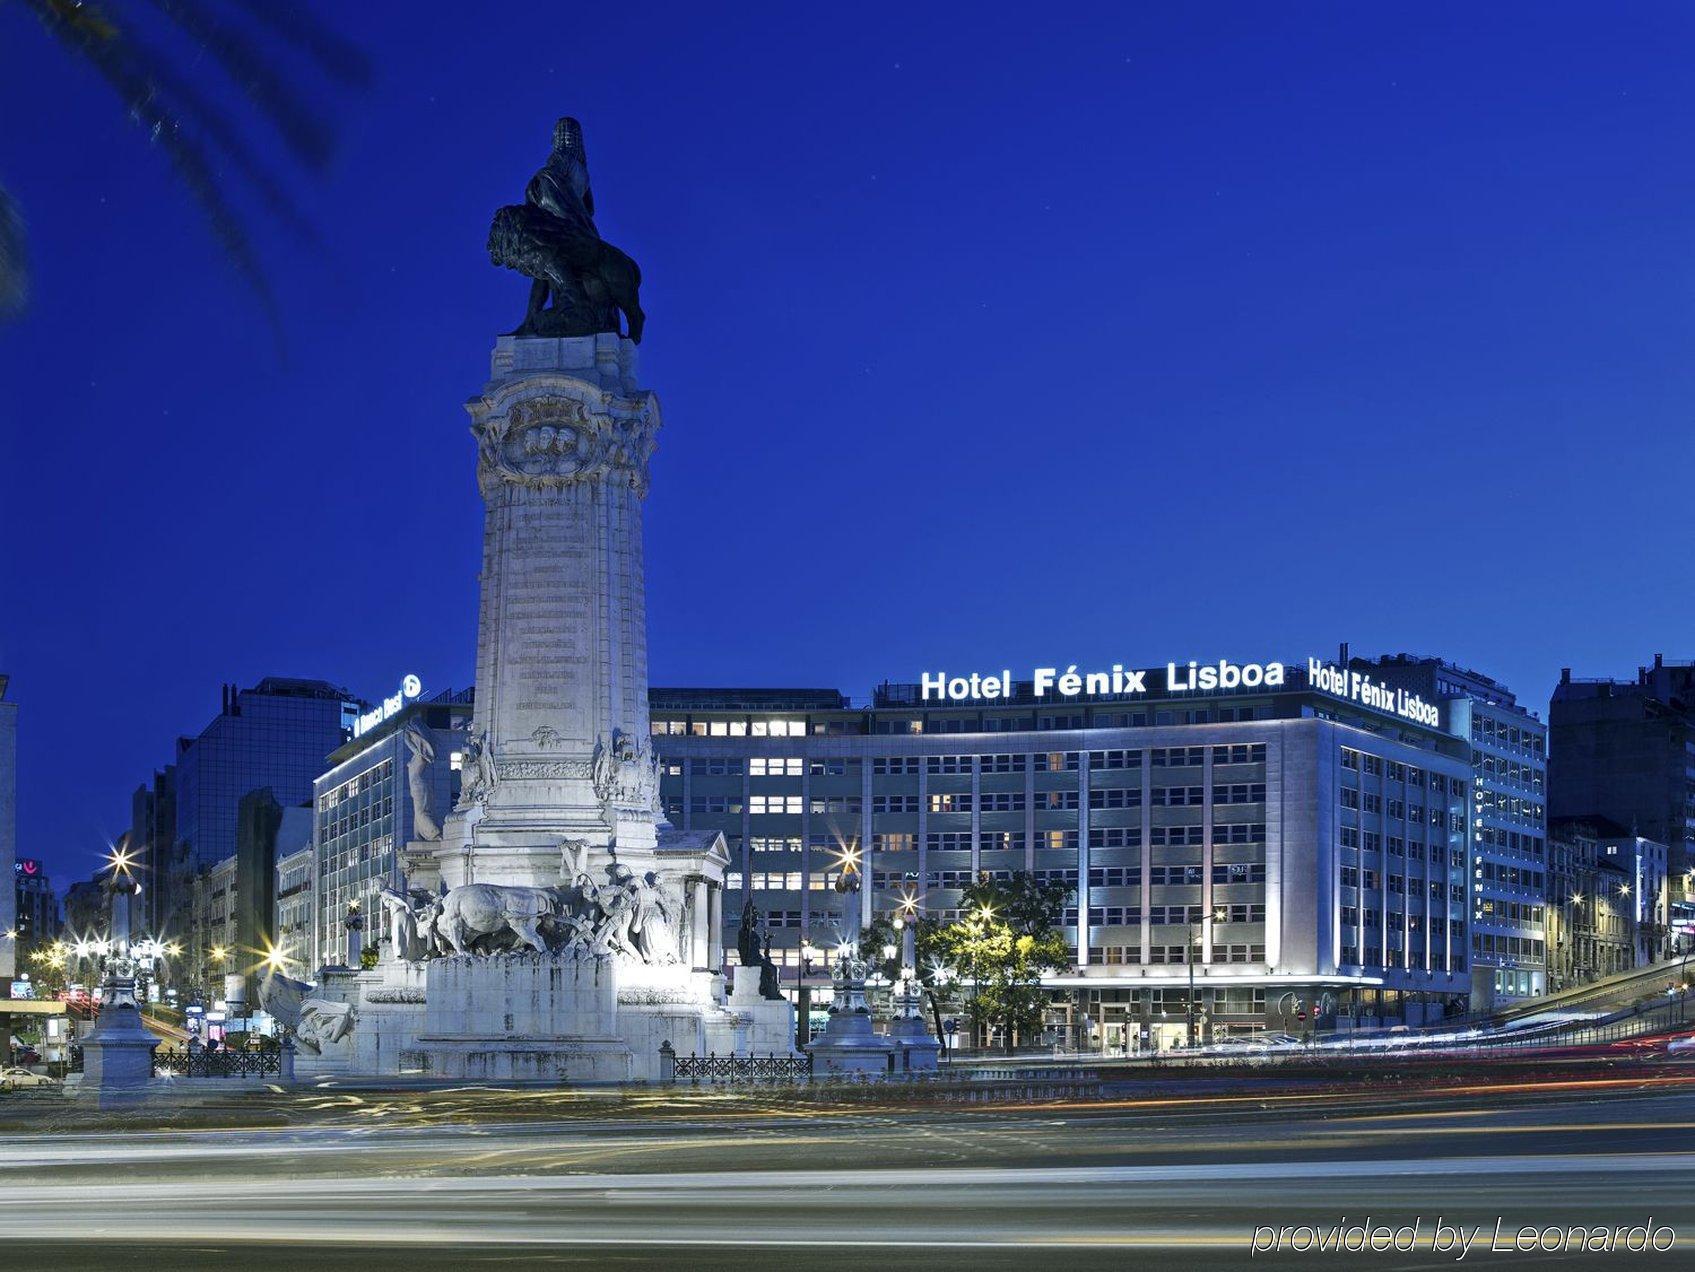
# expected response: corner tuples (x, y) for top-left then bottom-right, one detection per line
(690, 875), (710, 970)
(707, 881), (723, 973)
(433, 334), (664, 890)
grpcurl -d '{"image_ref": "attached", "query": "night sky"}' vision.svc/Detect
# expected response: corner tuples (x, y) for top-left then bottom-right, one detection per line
(4, 3), (1694, 885)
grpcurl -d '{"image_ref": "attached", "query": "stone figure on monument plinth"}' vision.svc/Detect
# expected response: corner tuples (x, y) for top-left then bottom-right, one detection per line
(379, 884), (440, 962)
(456, 730), (498, 810)
(591, 730), (661, 812)
(259, 970), (357, 1056)
(737, 894), (763, 967)
(759, 930), (783, 1001)
(404, 726), (441, 841)
(434, 881), (562, 956)
(487, 116), (645, 343)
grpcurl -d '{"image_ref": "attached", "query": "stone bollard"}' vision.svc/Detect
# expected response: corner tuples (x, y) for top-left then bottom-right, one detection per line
(279, 1036), (296, 1083)
(658, 1039), (675, 1084)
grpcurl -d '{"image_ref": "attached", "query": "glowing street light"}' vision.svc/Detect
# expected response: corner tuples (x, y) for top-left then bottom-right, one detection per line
(260, 943), (292, 976)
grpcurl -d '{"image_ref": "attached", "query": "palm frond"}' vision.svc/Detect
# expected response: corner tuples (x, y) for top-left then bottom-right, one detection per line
(0, 186), (28, 322)
(124, 31), (324, 249)
(22, 0), (281, 333)
(141, 0), (337, 170)
(226, 0), (373, 89)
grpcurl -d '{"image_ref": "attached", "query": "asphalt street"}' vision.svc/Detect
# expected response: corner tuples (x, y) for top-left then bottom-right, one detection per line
(1, 1067), (1691, 1270)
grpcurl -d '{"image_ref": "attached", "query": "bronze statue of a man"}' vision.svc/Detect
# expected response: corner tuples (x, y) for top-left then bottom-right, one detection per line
(488, 117), (645, 342)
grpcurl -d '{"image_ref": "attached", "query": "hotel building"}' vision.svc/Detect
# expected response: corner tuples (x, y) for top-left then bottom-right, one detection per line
(1354, 654), (1548, 1006)
(650, 657), (1474, 1046)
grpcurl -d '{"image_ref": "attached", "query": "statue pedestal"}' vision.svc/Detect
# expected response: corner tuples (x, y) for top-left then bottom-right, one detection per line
(727, 965), (797, 1054)
(79, 986), (160, 1106)
(807, 977), (896, 1076)
(417, 952), (632, 1081)
(889, 1014), (942, 1072)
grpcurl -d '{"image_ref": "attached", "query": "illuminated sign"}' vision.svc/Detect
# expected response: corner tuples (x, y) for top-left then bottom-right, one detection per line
(1306, 659), (1441, 728)
(13, 859), (40, 877)
(918, 656), (1442, 729)
(920, 660), (1287, 702)
(353, 673), (423, 738)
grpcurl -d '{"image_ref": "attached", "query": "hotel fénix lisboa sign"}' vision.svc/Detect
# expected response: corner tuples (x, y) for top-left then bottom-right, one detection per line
(920, 658), (1442, 730)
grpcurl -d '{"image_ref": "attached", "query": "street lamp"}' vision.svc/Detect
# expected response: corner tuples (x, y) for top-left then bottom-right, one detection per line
(1186, 906), (1227, 1048)
(794, 938), (820, 1049)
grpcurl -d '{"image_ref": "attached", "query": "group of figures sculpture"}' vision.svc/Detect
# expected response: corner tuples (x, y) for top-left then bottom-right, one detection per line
(376, 842), (680, 966)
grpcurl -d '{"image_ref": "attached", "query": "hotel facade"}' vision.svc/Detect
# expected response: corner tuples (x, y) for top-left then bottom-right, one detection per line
(649, 655), (1475, 1047)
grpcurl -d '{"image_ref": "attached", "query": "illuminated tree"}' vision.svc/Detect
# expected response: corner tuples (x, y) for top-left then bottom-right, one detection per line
(930, 873), (1071, 1053)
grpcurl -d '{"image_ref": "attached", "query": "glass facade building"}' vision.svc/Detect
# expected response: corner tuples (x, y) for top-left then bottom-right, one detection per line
(174, 678), (358, 872)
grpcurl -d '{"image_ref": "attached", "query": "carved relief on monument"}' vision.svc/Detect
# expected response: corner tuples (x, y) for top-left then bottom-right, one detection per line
(454, 729), (499, 810)
(591, 729), (660, 812)
(497, 758), (593, 781)
(403, 726), (442, 841)
(470, 391), (658, 498)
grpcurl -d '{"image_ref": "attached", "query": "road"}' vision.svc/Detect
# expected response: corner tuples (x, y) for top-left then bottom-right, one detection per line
(0, 1064), (1691, 1269)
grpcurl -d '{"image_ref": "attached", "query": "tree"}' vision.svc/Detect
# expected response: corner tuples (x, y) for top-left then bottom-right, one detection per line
(2, 0), (371, 328)
(929, 873), (1071, 1053)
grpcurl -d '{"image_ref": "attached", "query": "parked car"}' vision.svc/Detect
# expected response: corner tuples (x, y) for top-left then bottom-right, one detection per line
(11, 1045), (40, 1066)
(0, 1066), (58, 1091)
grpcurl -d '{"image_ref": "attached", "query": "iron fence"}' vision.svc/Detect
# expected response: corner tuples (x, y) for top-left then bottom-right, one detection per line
(153, 1046), (282, 1079)
(668, 1050), (813, 1083)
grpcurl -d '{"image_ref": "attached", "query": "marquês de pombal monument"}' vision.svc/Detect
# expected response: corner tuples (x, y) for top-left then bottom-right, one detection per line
(265, 118), (790, 1080)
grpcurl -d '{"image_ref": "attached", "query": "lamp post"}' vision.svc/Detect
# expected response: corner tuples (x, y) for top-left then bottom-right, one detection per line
(1185, 906), (1226, 1048)
(968, 902), (994, 1052)
(344, 898), (365, 969)
(795, 938), (818, 1049)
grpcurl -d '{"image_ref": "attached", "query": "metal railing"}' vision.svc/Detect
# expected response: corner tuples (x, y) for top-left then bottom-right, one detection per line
(153, 1046), (282, 1079)
(661, 1044), (812, 1084)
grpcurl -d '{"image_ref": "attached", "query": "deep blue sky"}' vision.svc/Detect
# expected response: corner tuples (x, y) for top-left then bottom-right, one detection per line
(4, 3), (1694, 884)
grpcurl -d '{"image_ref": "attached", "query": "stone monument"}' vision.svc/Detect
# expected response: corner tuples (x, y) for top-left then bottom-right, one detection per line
(283, 118), (786, 1082)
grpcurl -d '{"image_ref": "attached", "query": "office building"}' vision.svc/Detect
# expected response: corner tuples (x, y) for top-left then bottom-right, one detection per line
(173, 678), (357, 873)
(275, 843), (316, 974)
(129, 767), (176, 936)
(13, 858), (59, 947)
(310, 687), (472, 970)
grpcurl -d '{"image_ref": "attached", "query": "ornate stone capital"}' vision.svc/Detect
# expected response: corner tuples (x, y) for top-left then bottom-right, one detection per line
(468, 379), (659, 499)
